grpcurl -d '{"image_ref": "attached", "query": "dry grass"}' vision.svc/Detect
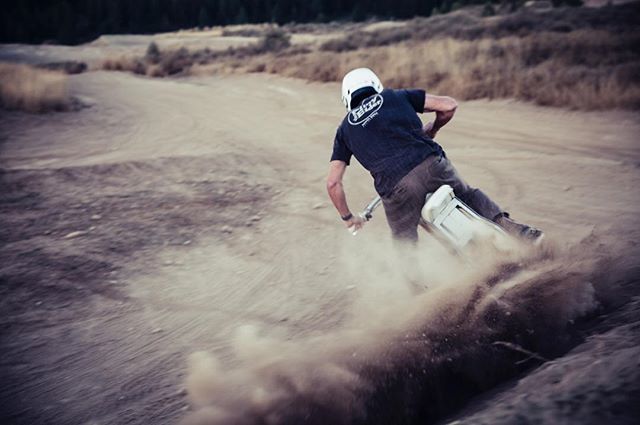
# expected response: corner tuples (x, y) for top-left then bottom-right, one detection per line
(101, 4), (640, 110)
(102, 28), (295, 78)
(0, 62), (70, 113)
(246, 30), (640, 110)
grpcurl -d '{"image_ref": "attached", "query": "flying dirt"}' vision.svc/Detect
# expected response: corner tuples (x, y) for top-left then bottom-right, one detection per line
(1, 69), (639, 425)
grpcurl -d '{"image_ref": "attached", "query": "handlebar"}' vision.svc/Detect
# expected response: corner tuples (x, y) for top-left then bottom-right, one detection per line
(348, 196), (382, 235)
(362, 196), (382, 221)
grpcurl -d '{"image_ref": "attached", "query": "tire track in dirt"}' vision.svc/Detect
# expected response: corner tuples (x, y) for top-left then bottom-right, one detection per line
(1, 71), (639, 425)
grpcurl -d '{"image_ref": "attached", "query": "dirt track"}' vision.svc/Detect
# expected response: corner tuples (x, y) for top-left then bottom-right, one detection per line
(1, 71), (639, 424)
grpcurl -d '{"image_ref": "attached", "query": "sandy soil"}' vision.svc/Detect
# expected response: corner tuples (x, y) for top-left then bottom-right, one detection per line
(1, 69), (639, 425)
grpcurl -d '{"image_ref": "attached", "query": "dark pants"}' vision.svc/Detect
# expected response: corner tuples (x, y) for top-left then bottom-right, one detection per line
(382, 154), (503, 241)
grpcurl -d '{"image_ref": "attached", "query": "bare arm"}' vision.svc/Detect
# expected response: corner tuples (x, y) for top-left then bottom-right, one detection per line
(326, 160), (364, 230)
(327, 160), (350, 216)
(422, 94), (458, 139)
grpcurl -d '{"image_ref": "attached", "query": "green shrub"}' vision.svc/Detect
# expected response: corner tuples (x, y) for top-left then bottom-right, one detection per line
(146, 42), (161, 64)
(258, 28), (291, 52)
(482, 2), (497, 16)
(159, 47), (192, 75)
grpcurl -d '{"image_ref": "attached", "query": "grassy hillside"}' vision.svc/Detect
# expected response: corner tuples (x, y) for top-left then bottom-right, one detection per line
(103, 4), (640, 110)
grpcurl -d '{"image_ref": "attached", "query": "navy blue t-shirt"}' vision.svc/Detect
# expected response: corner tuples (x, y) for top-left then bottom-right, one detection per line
(331, 89), (443, 197)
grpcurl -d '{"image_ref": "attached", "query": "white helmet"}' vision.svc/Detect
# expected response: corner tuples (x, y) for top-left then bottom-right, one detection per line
(341, 68), (383, 111)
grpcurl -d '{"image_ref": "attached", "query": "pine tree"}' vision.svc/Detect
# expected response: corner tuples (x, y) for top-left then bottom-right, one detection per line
(235, 6), (249, 24)
(352, 2), (366, 22)
(198, 6), (211, 28)
(56, 1), (74, 43)
(272, 0), (290, 25)
(217, 0), (232, 25)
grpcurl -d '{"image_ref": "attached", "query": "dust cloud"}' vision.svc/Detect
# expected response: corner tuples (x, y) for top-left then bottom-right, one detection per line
(180, 233), (605, 425)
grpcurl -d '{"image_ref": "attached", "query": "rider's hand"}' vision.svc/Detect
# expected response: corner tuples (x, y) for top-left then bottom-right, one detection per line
(346, 215), (365, 232)
(423, 121), (438, 139)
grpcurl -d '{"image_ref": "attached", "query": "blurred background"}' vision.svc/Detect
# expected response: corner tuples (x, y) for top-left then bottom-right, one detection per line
(1, 1), (639, 425)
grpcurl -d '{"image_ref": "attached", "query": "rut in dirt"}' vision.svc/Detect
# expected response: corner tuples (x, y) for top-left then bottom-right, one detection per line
(181, 235), (640, 425)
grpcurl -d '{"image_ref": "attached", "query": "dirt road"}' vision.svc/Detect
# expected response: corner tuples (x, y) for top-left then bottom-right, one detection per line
(1, 71), (639, 424)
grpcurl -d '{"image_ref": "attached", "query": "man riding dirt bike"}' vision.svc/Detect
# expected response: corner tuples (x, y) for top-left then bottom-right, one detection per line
(326, 67), (543, 244)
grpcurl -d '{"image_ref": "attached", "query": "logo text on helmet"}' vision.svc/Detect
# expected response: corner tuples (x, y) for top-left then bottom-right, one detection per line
(348, 94), (383, 127)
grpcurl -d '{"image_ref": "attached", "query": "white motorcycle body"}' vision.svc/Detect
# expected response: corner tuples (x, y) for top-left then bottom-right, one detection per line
(359, 185), (512, 254)
(420, 185), (512, 253)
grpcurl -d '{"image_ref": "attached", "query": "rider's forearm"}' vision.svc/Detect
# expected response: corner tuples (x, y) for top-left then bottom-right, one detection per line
(327, 180), (351, 218)
(432, 109), (455, 133)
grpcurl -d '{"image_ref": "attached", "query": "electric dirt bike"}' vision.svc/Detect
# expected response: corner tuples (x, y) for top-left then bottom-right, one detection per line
(352, 184), (514, 255)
